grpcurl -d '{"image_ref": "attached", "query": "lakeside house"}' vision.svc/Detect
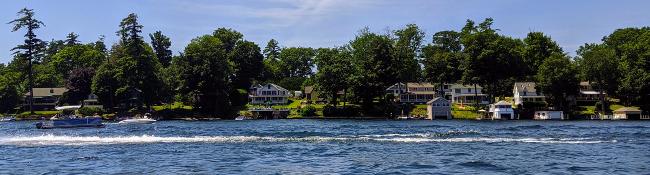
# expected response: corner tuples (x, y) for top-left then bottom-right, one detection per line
(386, 83), (406, 96)
(513, 82), (545, 106)
(426, 97), (452, 120)
(489, 101), (514, 119)
(534, 111), (565, 120)
(401, 83), (436, 104)
(576, 82), (605, 105)
(387, 83), (454, 104)
(23, 88), (68, 110)
(450, 84), (489, 105)
(82, 94), (103, 109)
(386, 83), (436, 104)
(613, 107), (641, 120)
(249, 83), (289, 105)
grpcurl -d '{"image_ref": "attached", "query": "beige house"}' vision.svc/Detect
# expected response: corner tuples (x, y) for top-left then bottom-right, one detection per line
(426, 97), (451, 119)
(23, 88), (68, 110)
(513, 82), (545, 106)
(386, 83), (437, 104)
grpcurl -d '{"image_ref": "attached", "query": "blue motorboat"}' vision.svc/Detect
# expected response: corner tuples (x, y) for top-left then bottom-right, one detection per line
(35, 106), (104, 129)
(36, 117), (104, 129)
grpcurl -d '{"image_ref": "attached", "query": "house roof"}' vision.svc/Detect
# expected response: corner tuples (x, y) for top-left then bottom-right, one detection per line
(25, 88), (68, 97)
(580, 91), (604, 95)
(406, 82), (433, 88)
(514, 82), (537, 93)
(494, 100), (512, 106)
(579, 81), (591, 86)
(304, 86), (314, 94)
(426, 97), (449, 105)
(386, 83), (406, 90)
(614, 107), (641, 112)
(253, 83), (288, 92)
(449, 84), (482, 89)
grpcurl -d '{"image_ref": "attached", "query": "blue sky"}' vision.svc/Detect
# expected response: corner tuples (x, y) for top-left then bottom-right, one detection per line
(1, 0), (649, 63)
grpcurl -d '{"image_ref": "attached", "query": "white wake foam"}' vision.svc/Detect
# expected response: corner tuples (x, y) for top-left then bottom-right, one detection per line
(0, 134), (614, 146)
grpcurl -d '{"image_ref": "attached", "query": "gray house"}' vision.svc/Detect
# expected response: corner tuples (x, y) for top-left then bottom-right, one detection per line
(426, 97), (451, 120)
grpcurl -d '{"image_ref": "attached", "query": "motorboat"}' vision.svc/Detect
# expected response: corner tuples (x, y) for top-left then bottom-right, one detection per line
(119, 113), (157, 124)
(1, 116), (15, 122)
(35, 106), (104, 129)
(235, 116), (253, 120)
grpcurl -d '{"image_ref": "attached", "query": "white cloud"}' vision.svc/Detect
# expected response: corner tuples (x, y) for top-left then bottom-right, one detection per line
(172, 0), (383, 27)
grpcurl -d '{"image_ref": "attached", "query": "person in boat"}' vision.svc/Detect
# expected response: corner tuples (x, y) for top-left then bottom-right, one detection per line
(51, 114), (60, 120)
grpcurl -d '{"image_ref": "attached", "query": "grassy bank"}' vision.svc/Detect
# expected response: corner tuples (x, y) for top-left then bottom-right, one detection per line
(451, 104), (481, 120)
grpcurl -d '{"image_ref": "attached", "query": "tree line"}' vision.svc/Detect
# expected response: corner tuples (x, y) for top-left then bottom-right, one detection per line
(1, 8), (649, 117)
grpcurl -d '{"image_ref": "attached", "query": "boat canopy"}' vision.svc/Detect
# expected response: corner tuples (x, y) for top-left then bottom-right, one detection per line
(55, 105), (82, 111)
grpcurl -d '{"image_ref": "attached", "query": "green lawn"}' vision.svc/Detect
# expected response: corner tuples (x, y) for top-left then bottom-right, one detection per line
(451, 103), (481, 120)
(18, 111), (61, 115)
(575, 104), (637, 115)
(152, 102), (193, 111)
(452, 110), (481, 119)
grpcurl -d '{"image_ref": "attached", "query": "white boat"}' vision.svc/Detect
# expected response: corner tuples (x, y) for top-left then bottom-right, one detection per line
(119, 118), (156, 124)
(235, 116), (252, 120)
(119, 113), (157, 124)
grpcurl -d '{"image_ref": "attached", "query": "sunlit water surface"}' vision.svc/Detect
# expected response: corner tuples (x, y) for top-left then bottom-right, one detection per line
(1, 120), (649, 174)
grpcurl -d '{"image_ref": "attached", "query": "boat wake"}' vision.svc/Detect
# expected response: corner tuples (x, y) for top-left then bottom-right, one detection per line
(0, 134), (616, 146)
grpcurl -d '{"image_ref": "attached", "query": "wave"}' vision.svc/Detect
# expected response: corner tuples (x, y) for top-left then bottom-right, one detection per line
(357, 130), (480, 138)
(0, 134), (615, 146)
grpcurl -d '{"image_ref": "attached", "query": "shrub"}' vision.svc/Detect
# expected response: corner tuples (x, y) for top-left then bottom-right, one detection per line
(230, 89), (249, 107)
(78, 107), (104, 116)
(594, 101), (611, 113)
(323, 105), (361, 117)
(300, 105), (317, 116)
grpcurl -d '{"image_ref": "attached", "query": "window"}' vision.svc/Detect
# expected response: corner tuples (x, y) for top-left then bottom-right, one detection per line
(455, 89), (461, 93)
(50, 89), (54, 93)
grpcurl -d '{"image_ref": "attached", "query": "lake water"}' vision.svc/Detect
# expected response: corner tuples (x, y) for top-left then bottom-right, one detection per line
(1, 120), (649, 174)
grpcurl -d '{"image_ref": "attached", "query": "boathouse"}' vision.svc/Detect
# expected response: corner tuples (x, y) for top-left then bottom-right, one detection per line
(489, 101), (514, 120)
(613, 107), (641, 120)
(534, 111), (564, 120)
(426, 97), (451, 119)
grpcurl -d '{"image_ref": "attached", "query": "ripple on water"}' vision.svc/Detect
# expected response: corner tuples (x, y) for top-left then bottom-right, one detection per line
(457, 160), (506, 172)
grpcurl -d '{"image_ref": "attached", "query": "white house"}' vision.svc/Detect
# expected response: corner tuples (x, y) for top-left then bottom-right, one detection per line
(534, 111), (564, 120)
(426, 97), (452, 120)
(450, 84), (489, 105)
(489, 101), (514, 120)
(386, 83), (406, 96)
(249, 83), (290, 105)
(513, 82), (545, 106)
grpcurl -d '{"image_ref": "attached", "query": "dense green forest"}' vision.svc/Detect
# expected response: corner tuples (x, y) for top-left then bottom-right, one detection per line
(2, 8), (650, 117)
